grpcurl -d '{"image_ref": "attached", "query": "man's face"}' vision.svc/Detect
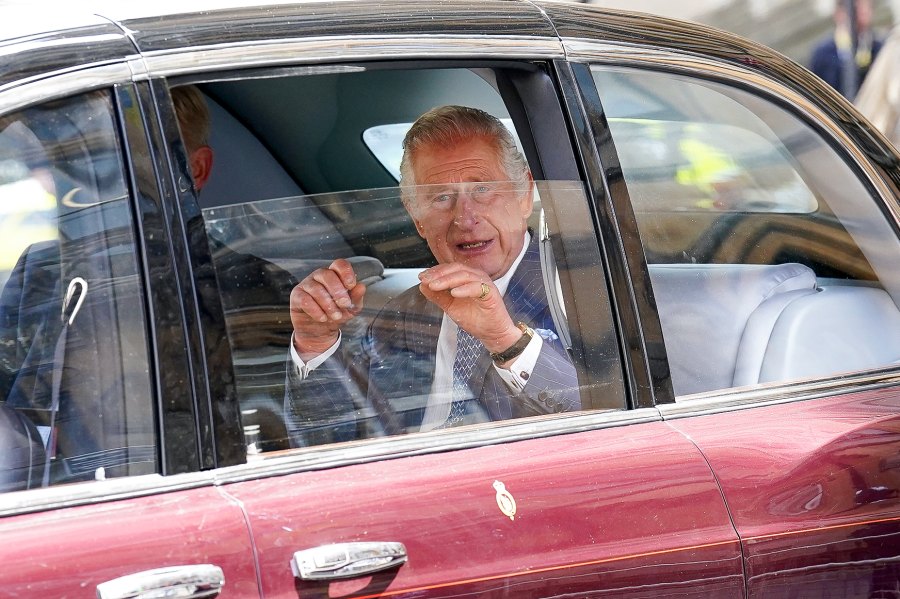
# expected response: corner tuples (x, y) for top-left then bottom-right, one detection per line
(408, 135), (533, 279)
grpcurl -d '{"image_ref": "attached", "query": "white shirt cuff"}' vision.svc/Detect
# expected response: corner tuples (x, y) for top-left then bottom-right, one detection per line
(290, 332), (342, 379)
(493, 332), (542, 391)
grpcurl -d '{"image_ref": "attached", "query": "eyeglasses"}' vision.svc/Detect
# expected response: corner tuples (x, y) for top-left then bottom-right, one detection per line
(414, 181), (527, 214)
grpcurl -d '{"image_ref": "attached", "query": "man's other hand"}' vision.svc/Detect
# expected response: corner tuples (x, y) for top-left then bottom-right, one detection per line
(290, 258), (366, 359)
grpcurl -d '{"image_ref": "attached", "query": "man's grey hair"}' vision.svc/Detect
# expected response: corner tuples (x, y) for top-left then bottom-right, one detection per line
(398, 105), (529, 205)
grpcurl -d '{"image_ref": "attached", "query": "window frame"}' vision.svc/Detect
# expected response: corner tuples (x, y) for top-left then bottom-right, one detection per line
(569, 40), (900, 414)
(154, 55), (635, 469)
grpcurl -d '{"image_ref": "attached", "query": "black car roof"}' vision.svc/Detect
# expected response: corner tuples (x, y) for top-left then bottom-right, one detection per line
(0, 0), (863, 151)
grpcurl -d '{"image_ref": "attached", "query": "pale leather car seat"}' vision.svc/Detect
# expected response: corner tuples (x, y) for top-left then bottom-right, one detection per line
(648, 263), (818, 396)
(745, 284), (900, 384)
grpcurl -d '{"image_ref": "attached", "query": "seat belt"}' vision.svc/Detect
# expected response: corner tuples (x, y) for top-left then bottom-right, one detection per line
(538, 209), (572, 350)
(42, 276), (87, 487)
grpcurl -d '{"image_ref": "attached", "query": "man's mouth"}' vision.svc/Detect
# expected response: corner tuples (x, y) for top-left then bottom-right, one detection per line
(457, 240), (491, 251)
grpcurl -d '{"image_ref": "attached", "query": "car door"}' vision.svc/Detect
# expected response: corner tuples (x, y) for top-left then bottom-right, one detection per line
(571, 33), (900, 598)
(0, 27), (259, 596)
(143, 9), (746, 595)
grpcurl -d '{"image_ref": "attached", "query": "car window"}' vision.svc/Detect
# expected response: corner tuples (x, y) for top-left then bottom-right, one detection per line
(205, 180), (599, 450)
(0, 91), (154, 491)
(592, 66), (900, 397)
(179, 66), (620, 455)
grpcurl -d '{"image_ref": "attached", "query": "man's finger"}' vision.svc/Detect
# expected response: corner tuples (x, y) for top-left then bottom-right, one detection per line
(449, 280), (495, 301)
(308, 268), (353, 315)
(348, 281), (367, 313)
(329, 259), (358, 289)
(291, 286), (330, 323)
(297, 274), (344, 321)
(421, 270), (487, 293)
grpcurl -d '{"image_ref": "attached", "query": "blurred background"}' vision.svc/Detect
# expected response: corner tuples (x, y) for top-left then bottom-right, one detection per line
(585, 0), (900, 146)
(587, 0), (895, 65)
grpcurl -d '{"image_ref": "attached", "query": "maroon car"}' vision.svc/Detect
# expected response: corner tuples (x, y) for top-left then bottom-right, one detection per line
(1, 1), (899, 597)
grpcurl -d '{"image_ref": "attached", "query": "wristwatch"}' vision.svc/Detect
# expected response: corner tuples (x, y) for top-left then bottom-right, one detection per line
(490, 322), (534, 364)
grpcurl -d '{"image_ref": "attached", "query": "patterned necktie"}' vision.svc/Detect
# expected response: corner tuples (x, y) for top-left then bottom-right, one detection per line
(447, 326), (483, 425)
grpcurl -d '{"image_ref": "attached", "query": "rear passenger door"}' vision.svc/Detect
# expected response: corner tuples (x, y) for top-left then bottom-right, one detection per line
(157, 40), (744, 597)
(578, 47), (900, 596)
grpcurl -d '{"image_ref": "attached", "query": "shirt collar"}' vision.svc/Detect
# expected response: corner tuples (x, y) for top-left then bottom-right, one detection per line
(493, 231), (530, 297)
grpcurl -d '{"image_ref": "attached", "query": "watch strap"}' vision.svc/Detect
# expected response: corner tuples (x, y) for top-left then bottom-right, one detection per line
(490, 322), (534, 364)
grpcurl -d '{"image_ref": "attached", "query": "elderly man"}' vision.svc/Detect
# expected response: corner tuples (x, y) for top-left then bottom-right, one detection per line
(284, 105), (579, 447)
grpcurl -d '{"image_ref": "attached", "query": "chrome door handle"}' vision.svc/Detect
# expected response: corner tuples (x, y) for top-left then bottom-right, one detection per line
(96, 564), (224, 599)
(291, 542), (407, 581)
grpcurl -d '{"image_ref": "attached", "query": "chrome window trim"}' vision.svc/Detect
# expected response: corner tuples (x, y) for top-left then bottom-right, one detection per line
(660, 369), (900, 419)
(0, 62), (134, 114)
(136, 35), (564, 78)
(0, 407), (659, 517)
(563, 39), (900, 235)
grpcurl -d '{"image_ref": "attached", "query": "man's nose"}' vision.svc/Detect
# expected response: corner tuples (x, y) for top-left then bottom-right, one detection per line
(452, 193), (480, 227)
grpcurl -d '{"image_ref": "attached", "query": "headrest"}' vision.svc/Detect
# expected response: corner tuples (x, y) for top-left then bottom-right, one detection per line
(648, 263), (817, 396)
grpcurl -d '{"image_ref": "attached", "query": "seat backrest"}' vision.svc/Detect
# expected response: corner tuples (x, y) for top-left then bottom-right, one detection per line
(648, 263), (817, 396)
(200, 94), (354, 266)
(201, 96), (306, 209)
(753, 284), (900, 383)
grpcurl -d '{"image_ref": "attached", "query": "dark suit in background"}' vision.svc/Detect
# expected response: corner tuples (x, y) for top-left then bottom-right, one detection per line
(810, 34), (884, 98)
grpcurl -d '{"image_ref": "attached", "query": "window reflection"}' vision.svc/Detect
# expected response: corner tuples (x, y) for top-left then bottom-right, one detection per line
(203, 181), (613, 452)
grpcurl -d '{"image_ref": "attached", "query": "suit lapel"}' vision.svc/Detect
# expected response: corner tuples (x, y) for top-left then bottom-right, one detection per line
(503, 237), (549, 327)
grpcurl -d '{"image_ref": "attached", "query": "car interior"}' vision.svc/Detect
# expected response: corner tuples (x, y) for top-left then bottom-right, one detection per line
(191, 62), (900, 438)
(595, 67), (900, 397)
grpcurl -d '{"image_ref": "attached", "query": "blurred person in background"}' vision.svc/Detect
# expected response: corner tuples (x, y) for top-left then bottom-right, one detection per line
(810, 0), (884, 99)
(855, 25), (900, 147)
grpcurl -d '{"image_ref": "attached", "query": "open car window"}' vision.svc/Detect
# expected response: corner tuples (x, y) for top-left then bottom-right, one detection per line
(170, 64), (623, 456)
(201, 179), (614, 454)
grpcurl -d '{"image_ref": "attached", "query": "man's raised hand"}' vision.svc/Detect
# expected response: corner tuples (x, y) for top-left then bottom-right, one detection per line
(418, 263), (521, 355)
(290, 258), (366, 359)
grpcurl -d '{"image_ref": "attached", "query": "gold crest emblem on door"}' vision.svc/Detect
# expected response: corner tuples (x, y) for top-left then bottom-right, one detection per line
(493, 480), (517, 521)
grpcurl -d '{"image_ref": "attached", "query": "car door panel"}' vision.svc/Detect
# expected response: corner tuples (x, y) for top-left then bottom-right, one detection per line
(0, 485), (259, 596)
(226, 420), (744, 598)
(666, 390), (900, 597)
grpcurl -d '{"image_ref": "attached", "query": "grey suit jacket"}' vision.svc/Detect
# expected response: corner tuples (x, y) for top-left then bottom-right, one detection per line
(284, 237), (580, 447)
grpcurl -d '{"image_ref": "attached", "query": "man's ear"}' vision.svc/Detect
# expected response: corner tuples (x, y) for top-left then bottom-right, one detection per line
(189, 145), (214, 191)
(519, 171), (535, 217)
(412, 216), (427, 239)
(403, 199), (427, 239)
